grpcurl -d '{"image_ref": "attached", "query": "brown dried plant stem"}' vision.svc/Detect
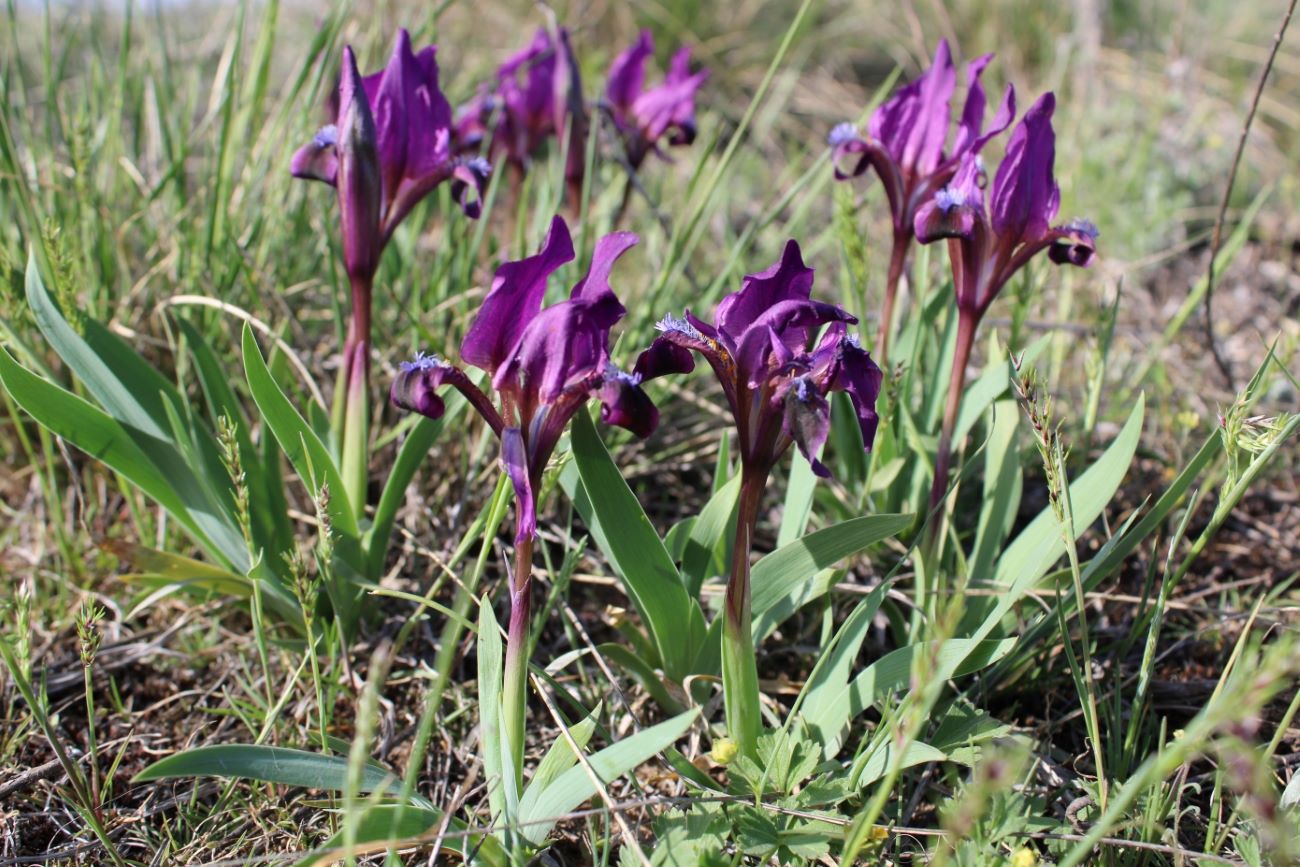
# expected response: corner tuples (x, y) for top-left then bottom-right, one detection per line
(1202, 0), (1297, 388)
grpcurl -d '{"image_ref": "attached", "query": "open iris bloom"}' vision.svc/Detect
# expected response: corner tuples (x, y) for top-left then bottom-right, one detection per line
(640, 240), (882, 758)
(391, 215), (662, 783)
(912, 92), (1097, 520)
(291, 29), (489, 514)
(829, 39), (1014, 364)
(453, 27), (587, 207)
(604, 30), (708, 171)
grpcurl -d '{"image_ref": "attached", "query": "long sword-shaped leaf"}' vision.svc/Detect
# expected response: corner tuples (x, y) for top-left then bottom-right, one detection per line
(566, 411), (702, 681)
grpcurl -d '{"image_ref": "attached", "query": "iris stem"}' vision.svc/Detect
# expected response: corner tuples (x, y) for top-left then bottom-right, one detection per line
(722, 467), (766, 762)
(336, 274), (372, 520)
(921, 309), (978, 611)
(502, 530), (535, 790)
(876, 231), (909, 367)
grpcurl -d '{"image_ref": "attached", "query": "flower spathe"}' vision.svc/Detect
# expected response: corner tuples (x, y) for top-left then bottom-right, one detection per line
(391, 215), (663, 542)
(605, 30), (708, 169)
(292, 29), (490, 280)
(642, 240), (882, 478)
(913, 92), (1098, 314)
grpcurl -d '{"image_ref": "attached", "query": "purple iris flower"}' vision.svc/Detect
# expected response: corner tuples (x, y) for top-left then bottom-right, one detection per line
(640, 240), (881, 757)
(391, 215), (662, 544)
(912, 92), (1097, 518)
(289, 29), (492, 515)
(913, 93), (1098, 314)
(292, 29), (491, 283)
(454, 28), (587, 203)
(641, 240), (882, 480)
(605, 30), (709, 169)
(829, 40), (1015, 362)
(391, 216), (663, 776)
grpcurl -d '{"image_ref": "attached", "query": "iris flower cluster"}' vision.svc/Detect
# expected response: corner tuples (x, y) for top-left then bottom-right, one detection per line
(291, 23), (1098, 782)
(452, 27), (708, 205)
(830, 39), (1014, 362)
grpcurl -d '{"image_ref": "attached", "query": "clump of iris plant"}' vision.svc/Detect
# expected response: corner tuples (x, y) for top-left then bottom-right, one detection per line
(829, 40), (1014, 364)
(391, 215), (665, 783)
(452, 27), (587, 208)
(604, 30), (709, 172)
(639, 241), (882, 758)
(913, 92), (1097, 520)
(291, 29), (490, 515)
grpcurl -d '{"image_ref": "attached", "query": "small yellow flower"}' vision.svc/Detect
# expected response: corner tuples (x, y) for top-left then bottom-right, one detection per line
(710, 738), (738, 765)
(869, 826), (889, 842)
(1011, 847), (1037, 867)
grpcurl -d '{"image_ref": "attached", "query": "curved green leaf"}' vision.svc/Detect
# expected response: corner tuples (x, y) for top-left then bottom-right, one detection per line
(0, 346), (238, 565)
(133, 744), (397, 793)
(750, 513), (911, 620)
(241, 323), (356, 537)
(567, 411), (699, 680)
(518, 709), (698, 844)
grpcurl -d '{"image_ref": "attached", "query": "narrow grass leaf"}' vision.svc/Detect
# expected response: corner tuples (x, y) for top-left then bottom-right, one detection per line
(518, 709), (699, 844)
(750, 513), (911, 620)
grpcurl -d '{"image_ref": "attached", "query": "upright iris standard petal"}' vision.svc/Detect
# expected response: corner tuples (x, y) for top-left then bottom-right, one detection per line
(991, 92), (1059, 243)
(334, 47), (384, 284)
(461, 215), (576, 375)
(495, 233), (638, 403)
(606, 30), (653, 112)
(714, 240), (815, 339)
(868, 40), (957, 177)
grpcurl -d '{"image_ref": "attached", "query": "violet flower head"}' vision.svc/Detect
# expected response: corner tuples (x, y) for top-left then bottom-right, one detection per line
(605, 30), (709, 169)
(292, 29), (490, 281)
(640, 241), (883, 478)
(391, 216), (663, 541)
(468, 27), (586, 189)
(829, 40), (1014, 237)
(913, 93), (1098, 314)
